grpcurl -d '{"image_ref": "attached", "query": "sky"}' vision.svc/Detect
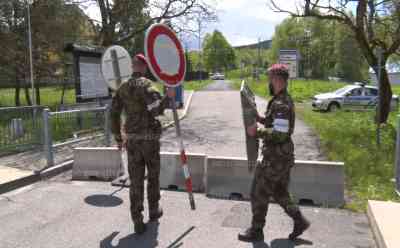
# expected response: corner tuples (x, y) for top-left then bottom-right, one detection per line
(85, 0), (293, 48)
(206, 0), (291, 46)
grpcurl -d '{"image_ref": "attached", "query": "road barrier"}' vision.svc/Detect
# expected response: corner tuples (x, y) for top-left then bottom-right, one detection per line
(72, 148), (345, 207)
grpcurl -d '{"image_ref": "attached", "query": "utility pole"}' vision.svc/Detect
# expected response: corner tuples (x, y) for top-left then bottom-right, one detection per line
(257, 37), (261, 81)
(197, 14), (203, 82)
(27, 0), (35, 106)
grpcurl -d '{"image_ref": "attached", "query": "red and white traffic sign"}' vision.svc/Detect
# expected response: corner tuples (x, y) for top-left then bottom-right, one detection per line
(144, 23), (186, 87)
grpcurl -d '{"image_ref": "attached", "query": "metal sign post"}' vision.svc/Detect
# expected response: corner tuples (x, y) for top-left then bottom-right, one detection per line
(145, 23), (195, 210)
(279, 49), (299, 79)
(396, 115), (400, 196)
(376, 48), (383, 146)
(101, 45), (133, 187)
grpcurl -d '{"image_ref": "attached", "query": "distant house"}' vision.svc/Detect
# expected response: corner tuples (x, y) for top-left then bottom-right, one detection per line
(234, 40), (272, 50)
(370, 63), (400, 85)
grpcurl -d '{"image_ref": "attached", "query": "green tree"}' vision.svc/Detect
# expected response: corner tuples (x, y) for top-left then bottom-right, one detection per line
(0, 0), (94, 106)
(270, 0), (400, 123)
(203, 30), (236, 72)
(269, 17), (368, 81)
(70, 0), (216, 47)
(334, 24), (369, 82)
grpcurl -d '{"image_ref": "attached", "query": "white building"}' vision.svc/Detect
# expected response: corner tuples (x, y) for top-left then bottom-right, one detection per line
(370, 63), (400, 85)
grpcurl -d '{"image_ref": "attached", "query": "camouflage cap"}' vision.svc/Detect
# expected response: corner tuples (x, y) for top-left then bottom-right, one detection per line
(267, 64), (289, 79)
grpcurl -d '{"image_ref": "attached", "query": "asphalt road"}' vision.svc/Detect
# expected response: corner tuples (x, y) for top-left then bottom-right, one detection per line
(0, 80), (376, 248)
(161, 80), (326, 161)
(0, 181), (376, 248)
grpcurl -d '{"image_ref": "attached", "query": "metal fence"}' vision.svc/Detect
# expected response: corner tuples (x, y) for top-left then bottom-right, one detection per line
(42, 105), (111, 168)
(0, 106), (44, 155)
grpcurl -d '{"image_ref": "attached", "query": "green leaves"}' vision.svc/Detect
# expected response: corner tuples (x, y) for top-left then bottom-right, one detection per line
(203, 30), (236, 72)
(269, 17), (369, 81)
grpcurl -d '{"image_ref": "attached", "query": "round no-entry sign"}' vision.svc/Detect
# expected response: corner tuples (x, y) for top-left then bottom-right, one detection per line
(145, 24), (186, 87)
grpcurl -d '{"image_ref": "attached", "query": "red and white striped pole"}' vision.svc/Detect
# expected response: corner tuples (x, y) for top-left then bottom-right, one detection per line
(170, 95), (196, 210)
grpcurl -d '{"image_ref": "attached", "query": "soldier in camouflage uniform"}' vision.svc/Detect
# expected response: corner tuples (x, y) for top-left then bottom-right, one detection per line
(238, 64), (310, 242)
(111, 54), (175, 234)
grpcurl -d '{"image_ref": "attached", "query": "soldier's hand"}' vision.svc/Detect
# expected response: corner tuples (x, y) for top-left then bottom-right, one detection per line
(247, 123), (257, 137)
(166, 87), (176, 99)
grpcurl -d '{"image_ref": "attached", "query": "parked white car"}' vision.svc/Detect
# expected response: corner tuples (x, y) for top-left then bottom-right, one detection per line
(210, 73), (225, 80)
(312, 83), (399, 112)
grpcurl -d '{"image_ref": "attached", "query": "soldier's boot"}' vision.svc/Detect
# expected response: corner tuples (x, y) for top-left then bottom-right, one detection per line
(149, 206), (163, 221)
(238, 227), (264, 242)
(134, 221), (147, 234)
(288, 211), (310, 240)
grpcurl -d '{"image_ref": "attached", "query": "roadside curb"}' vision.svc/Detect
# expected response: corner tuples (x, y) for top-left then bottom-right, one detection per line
(0, 172), (40, 195)
(0, 160), (74, 195)
(39, 160), (73, 180)
(162, 90), (194, 130)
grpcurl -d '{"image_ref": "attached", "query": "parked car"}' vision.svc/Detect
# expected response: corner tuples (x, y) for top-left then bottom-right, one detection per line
(210, 72), (225, 80)
(312, 82), (399, 112)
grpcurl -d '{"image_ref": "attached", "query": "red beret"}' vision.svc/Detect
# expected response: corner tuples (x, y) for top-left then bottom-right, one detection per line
(267, 64), (289, 75)
(134, 53), (147, 66)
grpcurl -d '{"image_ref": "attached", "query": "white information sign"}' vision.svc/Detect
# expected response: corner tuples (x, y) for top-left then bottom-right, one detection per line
(79, 57), (109, 99)
(279, 50), (299, 79)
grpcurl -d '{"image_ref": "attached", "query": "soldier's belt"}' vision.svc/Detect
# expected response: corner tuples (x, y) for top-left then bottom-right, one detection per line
(126, 132), (161, 141)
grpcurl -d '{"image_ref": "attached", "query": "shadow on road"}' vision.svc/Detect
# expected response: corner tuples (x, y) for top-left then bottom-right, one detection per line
(250, 238), (313, 248)
(270, 238), (313, 248)
(84, 187), (125, 207)
(100, 222), (160, 248)
(166, 226), (196, 248)
(252, 241), (270, 248)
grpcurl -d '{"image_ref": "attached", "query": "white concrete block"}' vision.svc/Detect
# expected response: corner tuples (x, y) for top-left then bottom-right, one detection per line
(73, 147), (121, 181)
(206, 156), (252, 200)
(289, 160), (345, 207)
(206, 156), (345, 206)
(290, 160), (345, 207)
(367, 200), (400, 248)
(160, 152), (206, 192)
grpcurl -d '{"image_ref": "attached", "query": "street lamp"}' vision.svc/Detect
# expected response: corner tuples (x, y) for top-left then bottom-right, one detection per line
(26, 0), (35, 106)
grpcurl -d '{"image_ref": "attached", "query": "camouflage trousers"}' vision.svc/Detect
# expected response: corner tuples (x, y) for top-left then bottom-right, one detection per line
(127, 139), (161, 224)
(250, 158), (300, 229)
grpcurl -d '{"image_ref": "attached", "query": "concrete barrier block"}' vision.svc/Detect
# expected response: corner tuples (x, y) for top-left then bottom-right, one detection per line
(73, 147), (121, 181)
(290, 160), (345, 207)
(367, 200), (400, 248)
(160, 152), (206, 192)
(206, 156), (345, 206)
(206, 156), (252, 200)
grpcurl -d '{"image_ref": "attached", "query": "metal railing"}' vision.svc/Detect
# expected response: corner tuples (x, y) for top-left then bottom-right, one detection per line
(42, 105), (111, 168)
(0, 106), (44, 155)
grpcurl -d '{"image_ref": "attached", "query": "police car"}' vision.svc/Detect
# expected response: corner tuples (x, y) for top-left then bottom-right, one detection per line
(312, 83), (399, 112)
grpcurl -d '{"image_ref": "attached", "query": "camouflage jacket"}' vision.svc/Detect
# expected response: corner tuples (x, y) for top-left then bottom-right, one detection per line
(111, 76), (169, 143)
(256, 90), (295, 161)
